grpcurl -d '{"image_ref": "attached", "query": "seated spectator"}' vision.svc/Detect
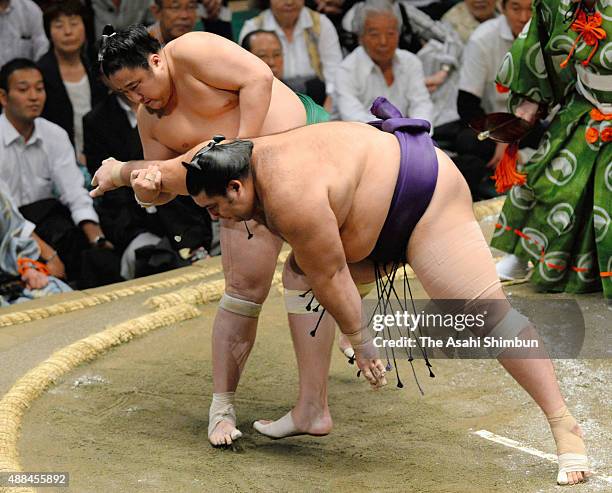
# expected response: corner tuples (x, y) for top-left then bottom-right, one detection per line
(342, 0), (462, 128)
(89, 0), (154, 39)
(334, 0), (433, 123)
(240, 0), (343, 113)
(342, 0), (463, 56)
(196, 0), (233, 40)
(0, 179), (71, 306)
(442, 0), (498, 43)
(305, 0), (353, 31)
(242, 29), (326, 105)
(0, 58), (121, 288)
(84, 91), (213, 279)
(149, 0), (199, 45)
(0, 0), (49, 69)
(38, 0), (105, 163)
(398, 0), (455, 20)
(454, 0), (540, 198)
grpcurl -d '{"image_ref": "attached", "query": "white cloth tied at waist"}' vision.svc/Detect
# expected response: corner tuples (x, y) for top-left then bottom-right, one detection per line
(575, 64), (612, 114)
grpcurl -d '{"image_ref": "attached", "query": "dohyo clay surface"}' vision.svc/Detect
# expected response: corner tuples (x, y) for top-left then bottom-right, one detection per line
(1, 198), (610, 492)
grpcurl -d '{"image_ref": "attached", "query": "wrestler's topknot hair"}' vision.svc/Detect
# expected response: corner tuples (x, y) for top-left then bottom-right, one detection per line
(183, 139), (254, 197)
(99, 24), (161, 77)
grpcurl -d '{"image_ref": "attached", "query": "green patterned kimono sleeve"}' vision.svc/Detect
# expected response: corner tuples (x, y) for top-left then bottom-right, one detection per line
(495, 0), (571, 113)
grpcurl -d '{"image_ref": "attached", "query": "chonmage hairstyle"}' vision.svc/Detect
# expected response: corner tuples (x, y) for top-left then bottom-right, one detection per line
(98, 24), (162, 77)
(183, 138), (255, 197)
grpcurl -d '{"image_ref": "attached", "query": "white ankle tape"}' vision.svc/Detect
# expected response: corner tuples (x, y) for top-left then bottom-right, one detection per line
(357, 281), (376, 299)
(219, 293), (262, 318)
(284, 289), (320, 314)
(487, 308), (530, 357)
(208, 392), (237, 437)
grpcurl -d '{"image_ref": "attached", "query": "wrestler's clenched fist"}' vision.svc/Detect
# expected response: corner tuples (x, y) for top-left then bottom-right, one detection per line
(131, 165), (162, 206)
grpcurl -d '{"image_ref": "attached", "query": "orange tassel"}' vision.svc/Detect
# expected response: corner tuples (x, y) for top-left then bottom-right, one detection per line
(491, 142), (525, 194)
(495, 82), (509, 94)
(560, 11), (606, 68)
(590, 108), (612, 121)
(585, 127), (599, 143)
(17, 258), (50, 277)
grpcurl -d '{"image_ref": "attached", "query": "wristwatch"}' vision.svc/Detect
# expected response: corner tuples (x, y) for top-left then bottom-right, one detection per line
(441, 63), (452, 74)
(92, 235), (107, 247)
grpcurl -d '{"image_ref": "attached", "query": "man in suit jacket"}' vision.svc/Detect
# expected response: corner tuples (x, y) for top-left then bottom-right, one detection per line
(83, 91), (212, 279)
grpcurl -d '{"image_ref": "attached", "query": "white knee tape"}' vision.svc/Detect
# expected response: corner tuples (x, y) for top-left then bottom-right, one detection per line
(208, 392), (237, 438)
(487, 308), (530, 358)
(284, 289), (320, 314)
(219, 293), (262, 318)
(357, 281), (376, 299)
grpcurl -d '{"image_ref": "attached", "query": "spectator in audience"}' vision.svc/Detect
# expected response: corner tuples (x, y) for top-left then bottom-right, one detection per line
(454, 0), (538, 197)
(196, 0), (233, 39)
(442, 0), (498, 43)
(89, 0), (154, 39)
(149, 0), (199, 45)
(83, 90), (213, 279)
(240, 0), (343, 113)
(0, 179), (71, 306)
(38, 0), (105, 163)
(0, 0), (49, 69)
(0, 58), (120, 288)
(341, 0), (463, 109)
(305, 0), (355, 31)
(334, 0), (433, 123)
(242, 29), (326, 105)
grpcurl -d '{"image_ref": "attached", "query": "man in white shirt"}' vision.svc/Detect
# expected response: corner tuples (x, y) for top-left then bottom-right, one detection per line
(0, 0), (49, 68)
(334, 0), (433, 124)
(239, 1), (343, 112)
(0, 58), (114, 286)
(457, 0), (531, 169)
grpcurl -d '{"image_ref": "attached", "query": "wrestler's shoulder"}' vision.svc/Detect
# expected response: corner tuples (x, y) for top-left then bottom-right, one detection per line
(165, 32), (227, 59)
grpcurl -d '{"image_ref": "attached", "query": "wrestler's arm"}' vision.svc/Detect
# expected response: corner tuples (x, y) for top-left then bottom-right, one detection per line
(270, 195), (363, 336)
(170, 32), (273, 138)
(90, 141), (207, 200)
(270, 196), (386, 388)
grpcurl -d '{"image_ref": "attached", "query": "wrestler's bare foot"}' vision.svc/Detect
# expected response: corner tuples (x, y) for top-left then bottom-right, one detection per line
(209, 419), (243, 447)
(253, 405), (333, 439)
(556, 423), (590, 485)
(547, 406), (591, 485)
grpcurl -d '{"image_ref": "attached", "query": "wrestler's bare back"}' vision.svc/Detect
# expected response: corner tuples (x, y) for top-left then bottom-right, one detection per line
(250, 122), (398, 262)
(137, 33), (307, 158)
(250, 122), (459, 263)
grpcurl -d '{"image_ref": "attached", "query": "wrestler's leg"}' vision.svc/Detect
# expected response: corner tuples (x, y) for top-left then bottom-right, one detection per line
(253, 255), (335, 438)
(209, 219), (283, 445)
(405, 149), (589, 485)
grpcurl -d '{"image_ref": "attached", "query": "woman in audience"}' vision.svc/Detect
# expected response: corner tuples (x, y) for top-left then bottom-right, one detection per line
(240, 0), (343, 113)
(38, 0), (104, 164)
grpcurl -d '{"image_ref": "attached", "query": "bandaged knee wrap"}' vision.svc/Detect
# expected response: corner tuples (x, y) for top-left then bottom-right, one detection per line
(219, 293), (262, 318)
(208, 391), (242, 440)
(284, 282), (375, 315)
(486, 307), (530, 358)
(284, 289), (321, 314)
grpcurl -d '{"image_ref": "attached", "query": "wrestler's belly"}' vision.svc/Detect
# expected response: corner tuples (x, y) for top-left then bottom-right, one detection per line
(338, 138), (400, 263)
